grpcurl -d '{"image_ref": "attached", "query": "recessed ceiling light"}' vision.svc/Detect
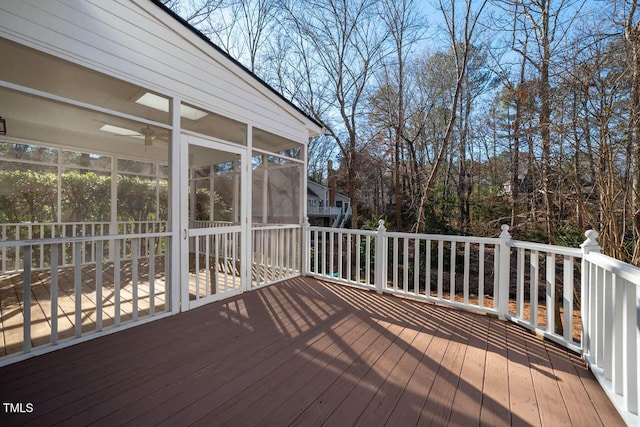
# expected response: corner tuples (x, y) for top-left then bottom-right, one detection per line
(135, 92), (208, 121)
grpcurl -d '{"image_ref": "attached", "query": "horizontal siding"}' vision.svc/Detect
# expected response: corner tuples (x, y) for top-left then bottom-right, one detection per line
(0, 0), (313, 143)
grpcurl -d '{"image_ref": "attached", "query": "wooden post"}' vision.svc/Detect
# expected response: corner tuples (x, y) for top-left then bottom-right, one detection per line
(375, 220), (387, 294)
(498, 224), (512, 320)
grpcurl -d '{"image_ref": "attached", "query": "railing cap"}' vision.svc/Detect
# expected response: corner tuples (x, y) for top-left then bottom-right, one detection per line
(499, 224), (511, 239)
(580, 229), (601, 254)
(377, 219), (386, 232)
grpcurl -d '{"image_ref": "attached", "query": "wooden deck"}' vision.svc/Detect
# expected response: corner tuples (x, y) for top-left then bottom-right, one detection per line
(0, 276), (625, 426)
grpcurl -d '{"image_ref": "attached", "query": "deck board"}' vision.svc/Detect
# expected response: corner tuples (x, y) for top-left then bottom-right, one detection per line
(416, 309), (474, 426)
(505, 322), (542, 426)
(448, 312), (489, 426)
(320, 315), (421, 426)
(545, 342), (604, 425)
(525, 329), (574, 426)
(480, 318), (511, 426)
(0, 276), (626, 427)
(383, 313), (447, 427)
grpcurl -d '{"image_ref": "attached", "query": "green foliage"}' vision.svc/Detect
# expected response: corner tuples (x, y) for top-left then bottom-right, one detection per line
(554, 225), (583, 248)
(469, 185), (510, 234)
(0, 169), (167, 223)
(512, 229), (547, 244)
(0, 170), (57, 222)
(361, 217), (388, 231)
(194, 188), (231, 222)
(117, 175), (156, 221)
(62, 171), (111, 222)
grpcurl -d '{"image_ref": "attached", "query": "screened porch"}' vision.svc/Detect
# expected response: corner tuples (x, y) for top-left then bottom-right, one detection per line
(0, 36), (307, 361)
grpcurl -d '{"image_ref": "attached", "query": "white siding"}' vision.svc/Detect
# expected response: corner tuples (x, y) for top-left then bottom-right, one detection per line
(0, 0), (319, 143)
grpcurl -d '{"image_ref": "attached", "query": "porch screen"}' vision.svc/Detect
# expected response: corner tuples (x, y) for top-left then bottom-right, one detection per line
(252, 154), (301, 225)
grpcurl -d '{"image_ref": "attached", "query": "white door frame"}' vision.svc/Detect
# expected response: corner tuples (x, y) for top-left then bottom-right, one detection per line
(179, 134), (249, 311)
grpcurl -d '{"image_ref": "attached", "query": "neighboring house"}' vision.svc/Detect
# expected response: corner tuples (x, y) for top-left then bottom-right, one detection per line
(307, 178), (351, 228)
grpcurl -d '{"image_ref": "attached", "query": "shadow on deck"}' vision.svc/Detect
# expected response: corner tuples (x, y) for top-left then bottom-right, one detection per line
(0, 276), (625, 426)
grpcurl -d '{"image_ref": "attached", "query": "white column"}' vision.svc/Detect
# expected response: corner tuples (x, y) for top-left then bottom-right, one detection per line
(497, 224), (512, 320)
(580, 229), (601, 358)
(108, 156), (118, 261)
(233, 160), (239, 224)
(243, 125), (253, 291)
(375, 219), (387, 294)
(302, 217), (310, 275)
(262, 154), (268, 224)
(209, 165), (215, 223)
(169, 96), (184, 314)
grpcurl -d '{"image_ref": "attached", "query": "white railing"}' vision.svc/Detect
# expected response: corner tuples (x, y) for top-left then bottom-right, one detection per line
(252, 225), (301, 288)
(307, 221), (501, 315)
(304, 221), (639, 424)
(188, 227), (241, 302)
(1, 221), (167, 273)
(307, 206), (342, 216)
(0, 232), (172, 365)
(190, 220), (234, 228)
(581, 233), (639, 426)
(506, 237), (584, 352)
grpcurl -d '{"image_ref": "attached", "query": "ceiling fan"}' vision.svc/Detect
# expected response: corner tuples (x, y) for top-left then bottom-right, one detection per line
(139, 126), (157, 146)
(99, 123), (168, 147)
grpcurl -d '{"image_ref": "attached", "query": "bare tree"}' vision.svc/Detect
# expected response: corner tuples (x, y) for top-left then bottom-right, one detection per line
(279, 0), (390, 228)
(415, 0), (488, 232)
(377, 0), (427, 230)
(227, 0), (278, 73)
(161, 0), (225, 27)
(622, 1), (640, 263)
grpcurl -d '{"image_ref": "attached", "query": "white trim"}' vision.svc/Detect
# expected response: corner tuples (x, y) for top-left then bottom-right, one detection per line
(170, 96), (182, 315)
(251, 146), (305, 164)
(182, 134), (248, 309)
(244, 124), (253, 292)
(186, 288), (244, 310)
(179, 129), (247, 150)
(179, 132), (189, 311)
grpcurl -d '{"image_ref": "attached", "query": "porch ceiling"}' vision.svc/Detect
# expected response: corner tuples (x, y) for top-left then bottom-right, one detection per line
(0, 277), (624, 426)
(1, 37), (258, 161)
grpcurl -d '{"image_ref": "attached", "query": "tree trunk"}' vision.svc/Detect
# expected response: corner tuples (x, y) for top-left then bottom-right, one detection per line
(627, 18), (640, 265)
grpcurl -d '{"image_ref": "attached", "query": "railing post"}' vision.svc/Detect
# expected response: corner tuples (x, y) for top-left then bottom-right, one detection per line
(375, 219), (387, 294)
(302, 217), (310, 276)
(497, 224), (512, 320)
(580, 229), (601, 358)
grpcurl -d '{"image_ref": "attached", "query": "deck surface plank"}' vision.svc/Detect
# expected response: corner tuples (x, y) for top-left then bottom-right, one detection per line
(319, 313), (422, 426)
(382, 309), (448, 427)
(0, 277), (626, 427)
(479, 311), (511, 427)
(217, 313), (380, 427)
(525, 327), (574, 426)
(415, 308), (474, 426)
(448, 311), (489, 426)
(37, 285), (324, 426)
(504, 322), (541, 427)
(546, 342), (611, 426)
